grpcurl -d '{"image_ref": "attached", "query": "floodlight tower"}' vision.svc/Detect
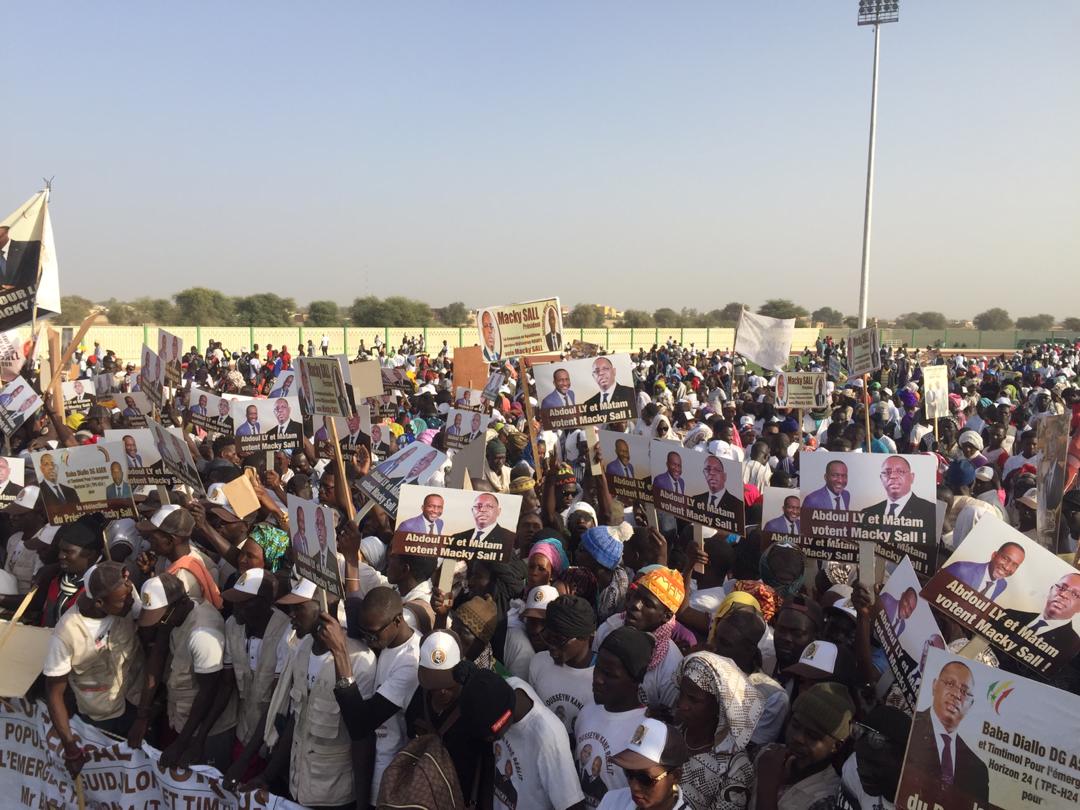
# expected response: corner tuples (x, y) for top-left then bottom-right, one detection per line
(856, 0), (899, 329)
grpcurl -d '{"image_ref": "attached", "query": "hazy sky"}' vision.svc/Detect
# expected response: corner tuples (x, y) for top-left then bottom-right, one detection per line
(6, 2), (1078, 319)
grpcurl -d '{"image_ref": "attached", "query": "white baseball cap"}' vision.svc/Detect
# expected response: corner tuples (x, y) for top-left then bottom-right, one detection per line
(0, 568), (18, 596)
(610, 718), (688, 771)
(418, 630), (463, 690)
(1017, 488), (1038, 509)
(276, 577), (318, 605)
(3, 485), (40, 514)
(520, 585), (560, 619)
(784, 640), (839, 680)
(31, 525), (62, 548)
(223, 567), (275, 603)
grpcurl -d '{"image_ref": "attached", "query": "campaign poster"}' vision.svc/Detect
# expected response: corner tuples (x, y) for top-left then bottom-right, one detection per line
(453, 386), (488, 414)
(597, 430), (655, 505)
(533, 354), (639, 430)
(444, 407), (490, 451)
(357, 443), (446, 519)
(231, 396), (303, 453)
(296, 356), (351, 418)
(188, 388), (245, 434)
(314, 410), (373, 460)
(0, 375), (42, 435)
(103, 428), (181, 488)
(0, 329), (26, 384)
(846, 327), (881, 377)
(920, 519), (1080, 677)
(367, 420), (396, 458)
(895, 647), (1080, 810)
(480, 370), (506, 403)
(60, 379), (93, 415)
(113, 391), (152, 428)
(287, 494), (343, 598)
(30, 443), (137, 524)
(380, 367), (411, 392)
(365, 393), (399, 421)
(799, 451), (938, 575)
(0, 456), (25, 504)
(649, 442), (745, 534)
(391, 484), (521, 561)
(775, 372), (827, 409)
(146, 421), (205, 496)
(1035, 413), (1069, 551)
(872, 557), (947, 710)
(922, 365), (949, 419)
(760, 486), (802, 549)
(157, 329), (184, 387)
(0, 190), (61, 332)
(137, 344), (165, 409)
(268, 369), (299, 399)
(475, 297), (563, 362)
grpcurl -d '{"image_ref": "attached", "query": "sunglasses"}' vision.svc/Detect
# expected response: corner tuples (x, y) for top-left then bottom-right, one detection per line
(623, 768), (669, 787)
(852, 722), (890, 750)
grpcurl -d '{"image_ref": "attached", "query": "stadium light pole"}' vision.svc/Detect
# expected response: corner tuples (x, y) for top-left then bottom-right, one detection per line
(856, 0), (899, 329)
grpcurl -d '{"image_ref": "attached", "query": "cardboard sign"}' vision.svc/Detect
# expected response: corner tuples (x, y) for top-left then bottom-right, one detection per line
(287, 494), (343, 598)
(231, 396), (303, 453)
(188, 388), (245, 434)
(760, 486), (802, 549)
(481, 370), (506, 403)
(895, 648), (1080, 810)
(827, 353), (842, 381)
(391, 484), (521, 561)
(30, 443), (137, 524)
(845, 327), (881, 377)
(358, 444), (446, 519)
(221, 476), (260, 520)
(920, 519), (1080, 676)
(453, 386), (488, 414)
(268, 369), (299, 398)
(597, 430), (656, 505)
(60, 379), (93, 416)
(444, 407), (490, 451)
(103, 428), (181, 487)
(871, 557), (946, 710)
(380, 367), (411, 392)
(0, 457), (24, 504)
(775, 372), (827, 409)
(365, 393), (399, 421)
(314, 410), (373, 460)
(296, 356), (352, 418)
(799, 451), (938, 576)
(347, 358), (384, 401)
(367, 420), (396, 459)
(0, 376), (42, 435)
(476, 297), (563, 361)
(451, 345), (490, 393)
(649, 442), (745, 534)
(0, 625), (53, 697)
(0, 330), (27, 384)
(146, 421), (205, 495)
(922, 365), (949, 419)
(115, 391), (152, 428)
(138, 345), (165, 409)
(1035, 413), (1069, 551)
(533, 354), (639, 430)
(157, 329), (184, 387)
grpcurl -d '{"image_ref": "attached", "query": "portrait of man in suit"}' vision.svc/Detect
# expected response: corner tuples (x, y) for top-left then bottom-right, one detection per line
(583, 357), (634, 411)
(540, 368), (575, 409)
(905, 661), (989, 806)
(605, 438), (635, 478)
(0, 383), (24, 409)
(214, 397), (234, 433)
(105, 462), (132, 500)
(264, 398), (302, 439)
(446, 412), (464, 436)
(480, 310), (501, 363)
(653, 450), (685, 494)
(67, 380), (89, 406)
(879, 586), (918, 638)
(121, 395), (142, 419)
(398, 449), (440, 486)
(122, 434), (143, 469)
(543, 305), (562, 351)
(1003, 572), (1080, 655)
(763, 495), (801, 535)
(861, 456), (935, 536)
(942, 541), (1025, 600)
(236, 404), (262, 436)
(375, 444), (418, 477)
(466, 412), (484, 442)
(293, 506), (312, 556)
(190, 393), (209, 417)
(398, 493), (446, 535)
(802, 459), (850, 511)
(0, 457), (20, 499)
(692, 456), (743, 517)
(339, 413), (365, 452)
(38, 453), (80, 509)
(452, 492), (513, 548)
(270, 373), (294, 398)
(313, 508), (332, 571)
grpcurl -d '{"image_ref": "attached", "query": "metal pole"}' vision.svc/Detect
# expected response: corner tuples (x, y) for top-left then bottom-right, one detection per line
(857, 23), (881, 330)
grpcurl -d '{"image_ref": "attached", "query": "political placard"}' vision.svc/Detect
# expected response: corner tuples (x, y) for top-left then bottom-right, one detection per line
(146, 420), (205, 495)
(313, 410), (373, 459)
(0, 190), (62, 332)
(347, 357), (384, 402)
(597, 430), (656, 505)
(157, 328), (184, 387)
(231, 396), (303, 453)
(137, 344), (165, 409)
(0, 329), (27, 384)
(287, 494), (343, 598)
(845, 327), (881, 377)
(60, 379), (93, 415)
(920, 519), (1080, 676)
(1035, 413), (1069, 551)
(775, 372), (828, 409)
(391, 484), (521, 561)
(296, 356), (351, 418)
(357, 443), (446, 519)
(31, 443), (137, 524)
(367, 420), (396, 458)
(188, 388), (245, 434)
(0, 456), (24, 504)
(444, 407), (490, 450)
(650, 442), (745, 534)
(922, 364), (949, 419)
(113, 391), (152, 427)
(453, 386), (488, 414)
(872, 557), (947, 710)
(799, 451), (938, 575)
(0, 375), (42, 435)
(533, 354), (638, 430)
(380, 367), (411, 392)
(476, 297), (563, 361)
(268, 369), (299, 398)
(365, 393), (399, 421)
(895, 647), (1080, 810)
(760, 486), (802, 549)
(481, 370), (506, 403)
(103, 428), (181, 488)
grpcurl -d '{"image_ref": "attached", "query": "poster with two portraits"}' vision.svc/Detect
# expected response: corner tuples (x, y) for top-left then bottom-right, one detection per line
(392, 484), (522, 562)
(532, 354), (639, 430)
(475, 297), (563, 362)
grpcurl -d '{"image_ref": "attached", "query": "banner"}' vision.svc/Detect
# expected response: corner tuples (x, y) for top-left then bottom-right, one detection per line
(532, 354), (638, 430)
(775, 372), (827, 409)
(476, 297), (563, 361)
(895, 648), (1080, 810)
(1035, 413), (1069, 551)
(0, 191), (62, 331)
(30, 443), (137, 524)
(734, 309), (793, 372)
(845, 327), (881, 377)
(296, 356), (351, 418)
(650, 442), (745, 534)
(0, 698), (302, 809)
(920, 519), (1080, 676)
(597, 431), (656, 506)
(288, 494), (343, 598)
(391, 484), (521, 560)
(922, 365), (949, 419)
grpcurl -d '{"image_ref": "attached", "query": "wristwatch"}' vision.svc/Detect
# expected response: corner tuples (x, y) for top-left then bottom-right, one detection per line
(335, 675), (355, 690)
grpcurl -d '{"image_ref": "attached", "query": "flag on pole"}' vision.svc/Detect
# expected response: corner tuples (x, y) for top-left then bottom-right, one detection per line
(734, 309), (794, 371)
(0, 190), (61, 331)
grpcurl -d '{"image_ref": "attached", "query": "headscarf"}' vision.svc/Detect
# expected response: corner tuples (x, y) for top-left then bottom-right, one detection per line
(579, 525), (623, 571)
(732, 579), (778, 622)
(359, 536), (387, 571)
(650, 414), (672, 439)
(478, 558), (526, 616)
(529, 537), (569, 577)
(676, 652), (764, 750)
(247, 523), (289, 573)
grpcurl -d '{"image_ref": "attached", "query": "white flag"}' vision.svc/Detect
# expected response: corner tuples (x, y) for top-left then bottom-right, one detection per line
(0, 190), (62, 330)
(734, 310), (794, 371)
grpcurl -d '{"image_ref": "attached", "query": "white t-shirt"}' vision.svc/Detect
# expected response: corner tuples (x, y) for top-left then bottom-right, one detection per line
(189, 626), (225, 674)
(592, 614), (683, 711)
(528, 651), (595, 738)
(493, 677), (585, 810)
(597, 787), (692, 810)
(306, 650), (333, 690)
(503, 621), (537, 681)
(5, 532), (40, 593)
(43, 614), (117, 677)
(574, 702), (647, 809)
(371, 633), (421, 802)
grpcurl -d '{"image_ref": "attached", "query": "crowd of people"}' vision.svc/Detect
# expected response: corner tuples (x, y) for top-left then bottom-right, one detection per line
(1, 330), (1077, 810)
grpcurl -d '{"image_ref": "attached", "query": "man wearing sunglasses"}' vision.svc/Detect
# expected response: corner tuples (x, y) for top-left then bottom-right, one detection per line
(837, 706), (911, 810)
(1003, 572), (1080, 659)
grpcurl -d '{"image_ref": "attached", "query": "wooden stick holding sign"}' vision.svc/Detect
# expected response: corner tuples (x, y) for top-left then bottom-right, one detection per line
(519, 358), (545, 483)
(692, 523), (706, 575)
(326, 416), (356, 521)
(0, 588), (38, 654)
(857, 540), (876, 589)
(863, 374), (872, 453)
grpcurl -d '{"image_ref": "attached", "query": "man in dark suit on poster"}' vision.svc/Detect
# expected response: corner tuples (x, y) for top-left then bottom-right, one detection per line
(263, 398), (303, 440)
(451, 492), (514, 550)
(38, 453), (80, 510)
(1003, 573), (1080, 656)
(861, 455), (936, 537)
(690, 455), (743, 519)
(582, 357), (634, 412)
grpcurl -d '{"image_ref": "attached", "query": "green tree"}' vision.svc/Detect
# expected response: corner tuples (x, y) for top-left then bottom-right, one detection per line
(565, 304), (605, 328)
(843, 316), (860, 328)
(59, 295), (95, 324)
(102, 297), (177, 325)
(757, 299), (809, 321)
(306, 300), (341, 327)
(439, 301), (470, 326)
(811, 307), (845, 325)
(174, 287), (235, 325)
(233, 294), (296, 326)
(1062, 317), (1080, 332)
(619, 309), (654, 328)
(916, 312), (947, 330)
(652, 308), (682, 328)
(973, 308), (1013, 330)
(349, 296), (431, 326)
(1015, 314), (1055, 331)
(717, 302), (748, 324)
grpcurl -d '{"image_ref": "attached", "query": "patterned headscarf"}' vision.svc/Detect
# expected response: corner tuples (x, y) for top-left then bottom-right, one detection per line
(529, 537), (569, 577)
(676, 652), (764, 751)
(732, 580), (778, 622)
(635, 567), (686, 614)
(247, 523), (290, 573)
